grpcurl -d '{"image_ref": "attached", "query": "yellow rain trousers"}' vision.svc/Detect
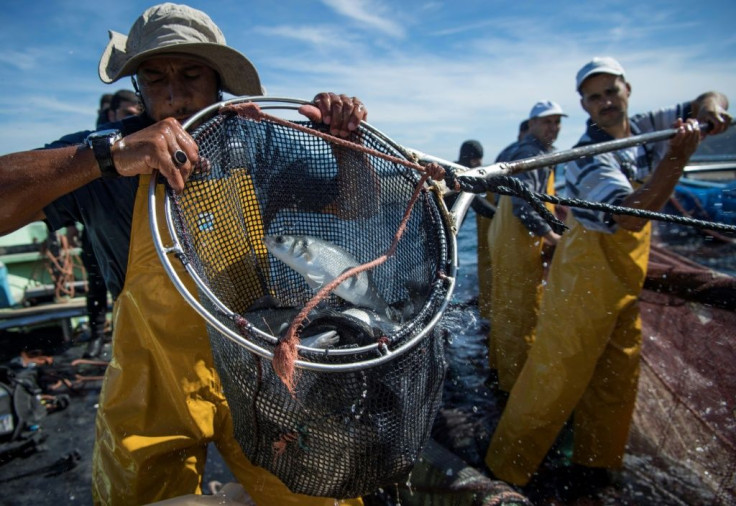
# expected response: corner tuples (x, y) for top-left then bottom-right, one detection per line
(485, 215), (650, 486)
(486, 177), (555, 393)
(91, 175), (362, 506)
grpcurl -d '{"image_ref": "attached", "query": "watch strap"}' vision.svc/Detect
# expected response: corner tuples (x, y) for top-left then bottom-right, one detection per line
(86, 130), (121, 179)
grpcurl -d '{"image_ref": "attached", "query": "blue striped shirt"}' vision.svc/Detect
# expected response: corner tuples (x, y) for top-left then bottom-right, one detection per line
(564, 103), (691, 233)
(501, 134), (556, 236)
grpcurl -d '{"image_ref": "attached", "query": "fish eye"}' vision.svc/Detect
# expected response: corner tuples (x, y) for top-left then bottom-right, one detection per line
(275, 236), (286, 244)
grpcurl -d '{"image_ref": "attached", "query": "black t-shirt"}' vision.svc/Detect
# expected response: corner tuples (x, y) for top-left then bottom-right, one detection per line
(42, 115), (153, 298)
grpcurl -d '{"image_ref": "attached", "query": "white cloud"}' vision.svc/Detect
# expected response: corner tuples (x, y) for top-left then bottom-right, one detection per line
(262, 41), (734, 164)
(255, 25), (333, 46)
(0, 49), (43, 71)
(320, 0), (405, 38)
(253, 24), (364, 54)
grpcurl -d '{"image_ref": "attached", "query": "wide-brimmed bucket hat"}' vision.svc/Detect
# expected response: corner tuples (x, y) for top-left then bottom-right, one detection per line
(99, 3), (263, 96)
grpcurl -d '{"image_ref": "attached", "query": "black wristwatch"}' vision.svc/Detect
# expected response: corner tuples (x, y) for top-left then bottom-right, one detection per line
(85, 129), (122, 179)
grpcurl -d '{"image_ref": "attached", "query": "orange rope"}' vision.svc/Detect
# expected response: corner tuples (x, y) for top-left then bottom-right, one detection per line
(272, 431), (298, 464)
(42, 233), (86, 299)
(220, 102), (452, 185)
(45, 235), (73, 299)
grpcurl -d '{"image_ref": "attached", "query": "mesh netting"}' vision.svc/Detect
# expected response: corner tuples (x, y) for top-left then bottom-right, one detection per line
(162, 100), (454, 498)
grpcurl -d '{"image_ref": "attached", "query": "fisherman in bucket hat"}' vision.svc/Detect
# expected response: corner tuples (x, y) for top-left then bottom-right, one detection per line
(0, 3), (367, 505)
(99, 2), (263, 97)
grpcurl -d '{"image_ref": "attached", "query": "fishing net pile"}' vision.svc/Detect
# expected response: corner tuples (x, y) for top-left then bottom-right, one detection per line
(160, 100), (454, 498)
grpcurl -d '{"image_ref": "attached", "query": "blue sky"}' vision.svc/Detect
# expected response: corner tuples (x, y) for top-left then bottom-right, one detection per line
(1, 0), (735, 163)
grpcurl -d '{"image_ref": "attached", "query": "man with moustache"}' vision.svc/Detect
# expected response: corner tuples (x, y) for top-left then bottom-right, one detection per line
(485, 56), (730, 500)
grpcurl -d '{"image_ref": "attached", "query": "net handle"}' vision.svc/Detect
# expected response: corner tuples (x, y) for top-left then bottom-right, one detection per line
(148, 96), (460, 373)
(410, 123), (716, 225)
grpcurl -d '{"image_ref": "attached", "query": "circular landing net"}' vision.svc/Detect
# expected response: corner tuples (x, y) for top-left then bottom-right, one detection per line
(149, 97), (457, 498)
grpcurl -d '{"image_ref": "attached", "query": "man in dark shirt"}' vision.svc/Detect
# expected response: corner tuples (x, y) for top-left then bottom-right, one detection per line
(67, 89), (142, 358)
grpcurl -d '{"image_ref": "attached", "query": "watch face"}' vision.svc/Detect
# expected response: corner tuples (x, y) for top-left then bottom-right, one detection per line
(88, 129), (121, 140)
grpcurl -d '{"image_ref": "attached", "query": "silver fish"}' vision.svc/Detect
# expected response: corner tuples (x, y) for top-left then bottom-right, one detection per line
(300, 330), (340, 349)
(301, 308), (381, 348)
(243, 303), (340, 349)
(264, 234), (391, 316)
(341, 307), (400, 336)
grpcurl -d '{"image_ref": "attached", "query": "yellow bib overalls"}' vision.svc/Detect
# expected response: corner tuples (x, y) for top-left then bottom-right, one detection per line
(486, 210), (649, 485)
(486, 173), (556, 392)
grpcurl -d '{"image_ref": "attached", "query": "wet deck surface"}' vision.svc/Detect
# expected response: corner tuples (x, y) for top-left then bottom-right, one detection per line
(0, 324), (235, 505)
(0, 325), (100, 505)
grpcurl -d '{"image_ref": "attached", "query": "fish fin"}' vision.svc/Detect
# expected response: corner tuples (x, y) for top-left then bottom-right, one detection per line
(314, 331), (340, 348)
(337, 269), (361, 289)
(306, 272), (325, 288)
(301, 330), (339, 349)
(341, 274), (356, 288)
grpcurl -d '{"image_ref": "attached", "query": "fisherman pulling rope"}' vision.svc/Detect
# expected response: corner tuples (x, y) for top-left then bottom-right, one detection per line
(210, 101), (735, 396)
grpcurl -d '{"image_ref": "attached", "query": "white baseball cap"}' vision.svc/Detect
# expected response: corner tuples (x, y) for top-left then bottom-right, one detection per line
(576, 56), (626, 91)
(529, 100), (567, 119)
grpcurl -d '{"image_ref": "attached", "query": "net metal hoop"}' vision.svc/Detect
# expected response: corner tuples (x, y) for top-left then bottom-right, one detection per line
(148, 96), (460, 373)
